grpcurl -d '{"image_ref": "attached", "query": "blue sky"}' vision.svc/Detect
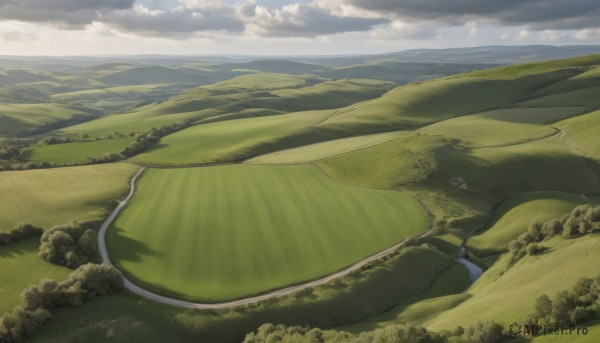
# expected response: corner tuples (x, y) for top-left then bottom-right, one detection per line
(1, 0), (599, 55)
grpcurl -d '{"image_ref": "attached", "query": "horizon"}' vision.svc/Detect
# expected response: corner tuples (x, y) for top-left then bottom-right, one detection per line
(2, 1), (600, 55)
(1, 44), (600, 58)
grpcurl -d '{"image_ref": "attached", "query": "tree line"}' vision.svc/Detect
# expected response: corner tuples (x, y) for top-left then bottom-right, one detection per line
(508, 204), (600, 263)
(0, 119), (194, 171)
(0, 264), (123, 342)
(1, 220), (101, 269)
(243, 320), (513, 343)
(88, 119), (193, 163)
(525, 273), (600, 327)
(0, 224), (43, 245)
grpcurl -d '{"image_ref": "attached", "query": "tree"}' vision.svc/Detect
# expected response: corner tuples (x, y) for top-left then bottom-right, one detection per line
(551, 291), (577, 324)
(533, 294), (553, 320)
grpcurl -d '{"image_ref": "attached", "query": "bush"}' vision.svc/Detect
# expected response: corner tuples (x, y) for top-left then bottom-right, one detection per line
(526, 244), (544, 255)
(0, 264), (123, 342)
(39, 221), (100, 269)
(0, 224), (43, 245)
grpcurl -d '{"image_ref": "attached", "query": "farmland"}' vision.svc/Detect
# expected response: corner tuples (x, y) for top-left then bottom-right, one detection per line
(1, 50), (600, 343)
(106, 164), (429, 301)
(0, 163), (137, 229)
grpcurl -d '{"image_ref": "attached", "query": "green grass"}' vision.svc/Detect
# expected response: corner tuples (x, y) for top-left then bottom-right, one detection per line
(107, 164), (430, 301)
(418, 107), (583, 147)
(532, 318), (600, 342)
(30, 244), (454, 343)
(556, 109), (600, 161)
(466, 54), (600, 79)
(0, 163), (138, 230)
(342, 263), (470, 332)
(0, 238), (71, 315)
(518, 85), (600, 109)
(26, 138), (132, 164)
(319, 135), (597, 199)
(315, 70), (579, 134)
(130, 109), (333, 165)
(233, 79), (394, 112)
(246, 131), (406, 165)
(467, 192), (597, 256)
(426, 234), (600, 331)
(0, 103), (84, 134)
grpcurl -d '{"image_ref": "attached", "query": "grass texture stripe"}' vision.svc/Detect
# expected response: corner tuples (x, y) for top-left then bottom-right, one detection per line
(106, 164), (430, 302)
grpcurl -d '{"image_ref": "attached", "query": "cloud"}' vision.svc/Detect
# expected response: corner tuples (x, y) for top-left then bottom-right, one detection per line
(101, 3), (244, 36)
(370, 21), (440, 40)
(0, 0), (135, 28)
(243, 3), (388, 37)
(342, 0), (600, 31)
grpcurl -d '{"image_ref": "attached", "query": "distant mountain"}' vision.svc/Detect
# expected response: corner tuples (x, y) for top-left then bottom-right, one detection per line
(315, 61), (491, 84)
(212, 60), (325, 74)
(377, 45), (600, 64)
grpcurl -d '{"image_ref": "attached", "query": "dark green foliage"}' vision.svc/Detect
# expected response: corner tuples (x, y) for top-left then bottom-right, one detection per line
(242, 321), (513, 343)
(0, 137), (32, 170)
(508, 205), (600, 263)
(39, 221), (100, 269)
(0, 264), (123, 342)
(461, 321), (510, 343)
(119, 120), (193, 158)
(525, 274), (600, 326)
(526, 244), (544, 255)
(0, 224), (43, 245)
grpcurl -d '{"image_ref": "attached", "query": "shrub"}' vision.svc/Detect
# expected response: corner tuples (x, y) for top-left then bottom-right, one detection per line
(526, 244), (544, 255)
(0, 224), (43, 245)
(39, 221), (100, 269)
(0, 264), (123, 342)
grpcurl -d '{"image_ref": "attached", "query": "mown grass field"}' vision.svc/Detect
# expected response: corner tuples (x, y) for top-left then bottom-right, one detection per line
(26, 138), (132, 164)
(427, 234), (600, 331)
(0, 163), (137, 229)
(467, 192), (597, 256)
(107, 164), (430, 301)
(130, 109), (334, 165)
(0, 238), (71, 315)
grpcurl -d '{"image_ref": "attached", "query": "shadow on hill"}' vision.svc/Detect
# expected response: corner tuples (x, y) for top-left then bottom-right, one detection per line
(0, 237), (39, 258)
(107, 226), (163, 263)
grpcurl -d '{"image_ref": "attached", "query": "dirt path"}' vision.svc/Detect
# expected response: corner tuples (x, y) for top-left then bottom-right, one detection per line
(97, 166), (436, 309)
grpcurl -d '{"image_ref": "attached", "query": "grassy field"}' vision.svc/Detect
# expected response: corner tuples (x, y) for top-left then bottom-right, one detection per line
(130, 109), (333, 165)
(246, 131), (406, 165)
(342, 263), (470, 332)
(426, 234), (600, 331)
(0, 238), (71, 315)
(30, 244), (454, 343)
(467, 192), (597, 256)
(319, 134), (597, 200)
(556, 109), (600, 161)
(314, 69), (579, 134)
(0, 103), (85, 134)
(107, 164), (430, 301)
(418, 107), (583, 147)
(0, 163), (138, 230)
(26, 138), (132, 164)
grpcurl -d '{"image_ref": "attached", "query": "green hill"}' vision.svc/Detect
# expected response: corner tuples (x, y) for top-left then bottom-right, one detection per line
(213, 60), (325, 74)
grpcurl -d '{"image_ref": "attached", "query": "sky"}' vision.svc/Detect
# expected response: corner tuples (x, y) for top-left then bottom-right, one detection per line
(1, 0), (600, 56)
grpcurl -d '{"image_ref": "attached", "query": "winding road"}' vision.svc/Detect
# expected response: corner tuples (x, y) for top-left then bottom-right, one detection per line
(97, 166), (436, 309)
